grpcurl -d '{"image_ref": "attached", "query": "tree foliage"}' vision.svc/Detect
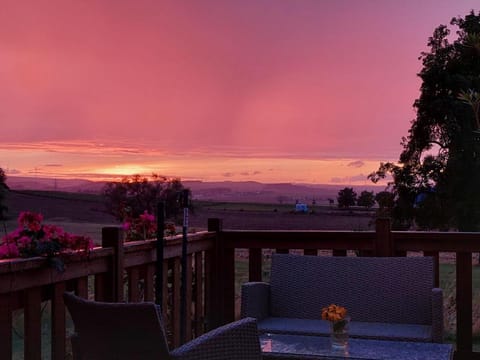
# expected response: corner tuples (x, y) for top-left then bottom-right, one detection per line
(337, 187), (357, 209)
(103, 174), (190, 222)
(357, 191), (375, 209)
(369, 11), (480, 230)
(0, 168), (9, 220)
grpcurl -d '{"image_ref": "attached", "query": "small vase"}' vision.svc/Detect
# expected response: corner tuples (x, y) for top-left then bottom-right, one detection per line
(330, 317), (350, 352)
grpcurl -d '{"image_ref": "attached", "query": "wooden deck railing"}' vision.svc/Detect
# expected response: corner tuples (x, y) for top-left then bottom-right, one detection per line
(213, 218), (480, 360)
(0, 226), (219, 360)
(1, 217), (480, 359)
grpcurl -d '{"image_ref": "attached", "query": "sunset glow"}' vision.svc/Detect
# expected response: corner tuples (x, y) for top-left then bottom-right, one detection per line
(1, 1), (478, 185)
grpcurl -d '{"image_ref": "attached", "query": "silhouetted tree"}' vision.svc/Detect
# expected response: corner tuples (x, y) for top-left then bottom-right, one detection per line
(337, 187), (357, 209)
(369, 11), (480, 230)
(0, 168), (9, 221)
(357, 191), (375, 209)
(103, 174), (190, 223)
(375, 191), (395, 217)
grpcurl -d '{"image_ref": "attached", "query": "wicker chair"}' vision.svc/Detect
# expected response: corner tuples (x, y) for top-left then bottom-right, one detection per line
(241, 253), (444, 343)
(64, 292), (262, 360)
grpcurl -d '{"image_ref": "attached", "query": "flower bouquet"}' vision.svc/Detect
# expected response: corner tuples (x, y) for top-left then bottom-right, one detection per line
(321, 304), (350, 351)
(0, 211), (93, 271)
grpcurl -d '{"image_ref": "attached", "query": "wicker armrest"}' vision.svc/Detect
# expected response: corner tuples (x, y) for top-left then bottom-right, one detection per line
(240, 282), (270, 320)
(170, 317), (261, 360)
(431, 287), (444, 343)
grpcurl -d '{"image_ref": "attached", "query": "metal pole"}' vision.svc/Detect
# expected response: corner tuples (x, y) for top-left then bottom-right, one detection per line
(180, 189), (189, 344)
(155, 202), (165, 306)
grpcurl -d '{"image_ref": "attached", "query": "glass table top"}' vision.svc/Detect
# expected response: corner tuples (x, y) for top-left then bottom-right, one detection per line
(260, 333), (453, 360)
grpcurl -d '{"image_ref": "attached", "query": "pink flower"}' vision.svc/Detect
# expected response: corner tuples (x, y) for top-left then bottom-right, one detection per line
(43, 225), (64, 239)
(18, 211), (43, 232)
(139, 211), (155, 222)
(1, 211), (93, 262)
(0, 243), (19, 259)
(17, 236), (32, 248)
(122, 222), (131, 231)
(2, 229), (21, 243)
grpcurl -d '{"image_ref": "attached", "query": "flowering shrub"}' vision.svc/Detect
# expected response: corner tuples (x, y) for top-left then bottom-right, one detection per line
(122, 210), (177, 241)
(322, 304), (349, 331)
(0, 211), (93, 271)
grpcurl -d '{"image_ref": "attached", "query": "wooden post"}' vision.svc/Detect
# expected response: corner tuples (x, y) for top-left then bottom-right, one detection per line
(207, 218), (222, 329)
(102, 227), (125, 302)
(375, 218), (393, 257)
(207, 218), (235, 327)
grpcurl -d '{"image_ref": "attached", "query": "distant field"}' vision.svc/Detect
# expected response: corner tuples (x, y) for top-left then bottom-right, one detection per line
(4, 190), (377, 236)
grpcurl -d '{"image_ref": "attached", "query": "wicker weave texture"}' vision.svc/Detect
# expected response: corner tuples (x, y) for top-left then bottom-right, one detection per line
(269, 254), (436, 325)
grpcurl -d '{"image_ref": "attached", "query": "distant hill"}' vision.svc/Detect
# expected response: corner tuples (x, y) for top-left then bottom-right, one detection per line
(5, 176), (386, 205)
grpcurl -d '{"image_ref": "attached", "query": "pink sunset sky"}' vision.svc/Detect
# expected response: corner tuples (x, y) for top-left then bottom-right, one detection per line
(1, 0), (478, 185)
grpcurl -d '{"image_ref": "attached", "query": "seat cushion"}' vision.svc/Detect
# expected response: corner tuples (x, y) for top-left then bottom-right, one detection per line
(257, 317), (433, 342)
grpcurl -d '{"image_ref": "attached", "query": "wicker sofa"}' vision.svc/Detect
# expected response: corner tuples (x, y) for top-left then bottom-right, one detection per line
(241, 253), (444, 343)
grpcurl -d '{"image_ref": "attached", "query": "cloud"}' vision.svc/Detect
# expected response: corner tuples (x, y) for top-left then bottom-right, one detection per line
(240, 171), (262, 176)
(330, 173), (369, 183)
(347, 161), (365, 168)
(44, 164), (63, 167)
(222, 172), (234, 178)
(4, 168), (21, 174)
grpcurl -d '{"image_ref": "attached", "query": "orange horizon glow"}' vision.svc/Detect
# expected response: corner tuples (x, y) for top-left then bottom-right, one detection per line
(1, 140), (390, 185)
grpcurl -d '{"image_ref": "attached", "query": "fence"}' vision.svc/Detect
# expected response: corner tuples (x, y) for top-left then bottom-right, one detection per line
(1, 218), (480, 359)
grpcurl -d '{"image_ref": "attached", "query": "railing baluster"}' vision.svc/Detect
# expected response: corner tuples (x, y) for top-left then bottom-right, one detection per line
(204, 248), (216, 331)
(24, 287), (42, 360)
(94, 273), (106, 301)
(172, 257), (181, 347)
(128, 267), (140, 302)
(332, 250), (347, 257)
(162, 260), (169, 324)
(75, 277), (88, 299)
(185, 255), (193, 341)
(249, 248), (262, 282)
(424, 251), (439, 287)
(0, 293), (12, 360)
(195, 252), (204, 337)
(456, 252), (473, 353)
(144, 263), (155, 302)
(51, 282), (66, 360)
